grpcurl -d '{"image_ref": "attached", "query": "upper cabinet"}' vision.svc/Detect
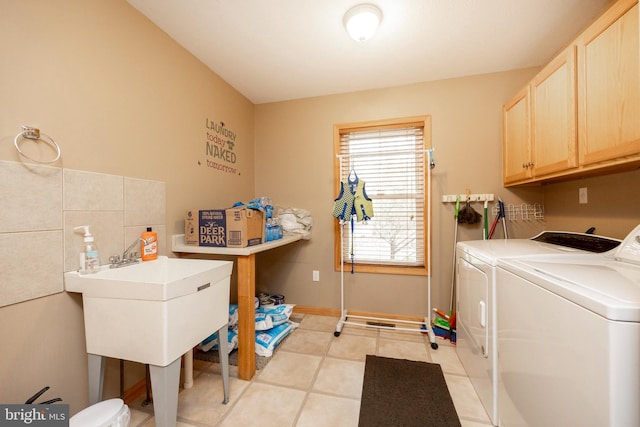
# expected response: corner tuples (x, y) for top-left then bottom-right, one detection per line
(531, 46), (578, 177)
(503, 0), (640, 186)
(503, 46), (577, 186)
(577, 0), (640, 166)
(503, 86), (531, 184)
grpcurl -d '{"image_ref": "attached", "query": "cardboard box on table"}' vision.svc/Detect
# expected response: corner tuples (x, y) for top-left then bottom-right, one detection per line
(185, 207), (265, 247)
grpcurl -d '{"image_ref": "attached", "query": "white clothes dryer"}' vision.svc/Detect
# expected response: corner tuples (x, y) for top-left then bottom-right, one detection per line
(456, 231), (620, 425)
(495, 224), (640, 427)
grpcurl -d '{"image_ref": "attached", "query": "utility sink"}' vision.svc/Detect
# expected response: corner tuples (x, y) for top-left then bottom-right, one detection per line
(64, 256), (233, 367)
(65, 256), (233, 426)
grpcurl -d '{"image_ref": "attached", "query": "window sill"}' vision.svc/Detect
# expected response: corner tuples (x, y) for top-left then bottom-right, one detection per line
(334, 262), (428, 276)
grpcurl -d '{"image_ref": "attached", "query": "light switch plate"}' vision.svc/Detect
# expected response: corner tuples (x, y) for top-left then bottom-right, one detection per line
(579, 187), (588, 204)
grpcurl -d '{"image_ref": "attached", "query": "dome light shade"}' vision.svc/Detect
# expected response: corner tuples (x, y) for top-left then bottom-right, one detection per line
(344, 4), (382, 42)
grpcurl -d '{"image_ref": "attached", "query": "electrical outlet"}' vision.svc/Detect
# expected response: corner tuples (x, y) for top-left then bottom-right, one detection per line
(312, 270), (320, 282)
(579, 187), (588, 204)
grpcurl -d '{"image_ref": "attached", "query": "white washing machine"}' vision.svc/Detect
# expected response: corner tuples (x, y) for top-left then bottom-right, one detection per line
(496, 224), (640, 427)
(456, 231), (620, 426)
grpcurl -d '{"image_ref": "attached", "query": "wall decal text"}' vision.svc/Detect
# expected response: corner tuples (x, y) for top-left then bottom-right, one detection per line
(204, 118), (238, 175)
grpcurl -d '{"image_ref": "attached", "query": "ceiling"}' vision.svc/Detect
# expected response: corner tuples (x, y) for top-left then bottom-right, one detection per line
(127, 0), (612, 104)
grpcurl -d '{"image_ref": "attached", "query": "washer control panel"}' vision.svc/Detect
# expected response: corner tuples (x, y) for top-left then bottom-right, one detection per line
(615, 224), (640, 265)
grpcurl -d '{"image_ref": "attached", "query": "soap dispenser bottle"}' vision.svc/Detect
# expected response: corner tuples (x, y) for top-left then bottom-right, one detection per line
(141, 227), (158, 261)
(74, 225), (100, 274)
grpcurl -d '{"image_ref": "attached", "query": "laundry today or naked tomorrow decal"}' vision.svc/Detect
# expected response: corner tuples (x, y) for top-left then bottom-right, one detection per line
(203, 118), (238, 175)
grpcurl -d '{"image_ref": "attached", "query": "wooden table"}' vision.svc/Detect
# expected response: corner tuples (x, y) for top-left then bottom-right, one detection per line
(172, 234), (302, 380)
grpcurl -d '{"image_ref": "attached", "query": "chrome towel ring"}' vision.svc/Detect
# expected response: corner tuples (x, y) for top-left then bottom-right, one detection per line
(14, 125), (61, 164)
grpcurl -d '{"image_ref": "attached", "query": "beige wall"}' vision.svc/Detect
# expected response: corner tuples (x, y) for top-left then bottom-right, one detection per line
(0, 0), (253, 413)
(253, 70), (546, 318)
(542, 169), (640, 239)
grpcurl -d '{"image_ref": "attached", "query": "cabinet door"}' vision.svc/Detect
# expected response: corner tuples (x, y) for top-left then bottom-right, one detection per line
(531, 46), (578, 177)
(577, 0), (640, 166)
(503, 86), (532, 185)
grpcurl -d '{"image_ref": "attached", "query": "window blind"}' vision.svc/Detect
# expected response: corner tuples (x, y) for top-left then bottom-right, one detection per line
(337, 124), (426, 267)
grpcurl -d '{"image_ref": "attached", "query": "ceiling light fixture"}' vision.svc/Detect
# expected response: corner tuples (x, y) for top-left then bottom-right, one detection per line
(343, 4), (383, 42)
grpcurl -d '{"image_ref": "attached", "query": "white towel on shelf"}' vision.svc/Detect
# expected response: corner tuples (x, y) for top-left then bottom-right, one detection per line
(276, 207), (313, 239)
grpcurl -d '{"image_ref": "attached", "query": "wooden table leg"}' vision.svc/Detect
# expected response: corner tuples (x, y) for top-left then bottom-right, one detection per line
(236, 254), (256, 380)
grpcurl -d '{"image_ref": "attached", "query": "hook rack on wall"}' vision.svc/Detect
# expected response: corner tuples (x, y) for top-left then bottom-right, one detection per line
(442, 193), (494, 203)
(492, 203), (544, 221)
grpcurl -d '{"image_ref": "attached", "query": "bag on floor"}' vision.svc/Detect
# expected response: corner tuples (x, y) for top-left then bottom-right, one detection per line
(198, 328), (238, 354)
(255, 312), (274, 331)
(228, 304), (239, 328)
(255, 321), (298, 357)
(255, 304), (295, 330)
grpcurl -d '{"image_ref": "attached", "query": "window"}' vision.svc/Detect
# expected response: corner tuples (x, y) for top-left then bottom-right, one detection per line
(333, 116), (432, 276)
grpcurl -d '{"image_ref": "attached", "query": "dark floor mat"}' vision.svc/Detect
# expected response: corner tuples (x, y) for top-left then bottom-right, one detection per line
(358, 355), (461, 427)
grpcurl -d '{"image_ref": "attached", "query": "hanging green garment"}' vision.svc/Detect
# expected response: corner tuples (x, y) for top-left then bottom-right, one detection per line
(332, 173), (374, 222)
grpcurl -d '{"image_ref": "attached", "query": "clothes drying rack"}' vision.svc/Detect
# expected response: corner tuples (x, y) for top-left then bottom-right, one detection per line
(333, 148), (439, 350)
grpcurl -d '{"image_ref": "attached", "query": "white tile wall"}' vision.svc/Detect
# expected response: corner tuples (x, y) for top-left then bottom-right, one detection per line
(124, 178), (166, 226)
(0, 230), (63, 307)
(0, 160), (166, 307)
(63, 169), (124, 211)
(124, 177), (167, 257)
(0, 161), (62, 232)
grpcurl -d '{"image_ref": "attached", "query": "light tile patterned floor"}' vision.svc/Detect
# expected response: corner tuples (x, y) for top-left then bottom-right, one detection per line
(127, 314), (493, 427)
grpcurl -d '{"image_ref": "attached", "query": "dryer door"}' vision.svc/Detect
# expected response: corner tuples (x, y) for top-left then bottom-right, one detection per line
(457, 257), (489, 357)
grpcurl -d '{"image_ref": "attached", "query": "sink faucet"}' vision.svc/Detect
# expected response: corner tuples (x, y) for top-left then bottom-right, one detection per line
(110, 237), (150, 268)
(123, 237), (144, 261)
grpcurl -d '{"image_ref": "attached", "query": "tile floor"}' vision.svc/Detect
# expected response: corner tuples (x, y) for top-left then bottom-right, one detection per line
(128, 314), (493, 427)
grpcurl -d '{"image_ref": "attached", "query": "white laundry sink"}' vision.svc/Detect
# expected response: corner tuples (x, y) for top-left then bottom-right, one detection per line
(64, 256), (233, 366)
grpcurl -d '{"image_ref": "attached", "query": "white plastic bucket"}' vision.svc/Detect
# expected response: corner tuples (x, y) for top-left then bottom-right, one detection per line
(70, 398), (130, 427)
